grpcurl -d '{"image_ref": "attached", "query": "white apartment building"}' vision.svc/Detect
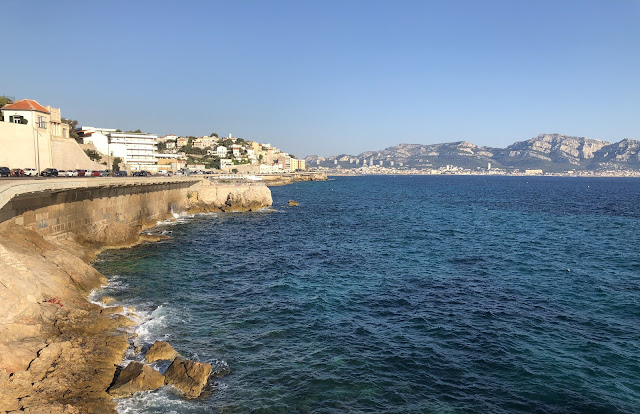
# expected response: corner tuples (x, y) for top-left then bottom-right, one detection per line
(79, 127), (158, 170)
(109, 132), (158, 170)
(216, 146), (228, 157)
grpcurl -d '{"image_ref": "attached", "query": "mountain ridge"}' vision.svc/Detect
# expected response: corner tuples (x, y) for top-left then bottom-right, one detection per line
(306, 134), (640, 172)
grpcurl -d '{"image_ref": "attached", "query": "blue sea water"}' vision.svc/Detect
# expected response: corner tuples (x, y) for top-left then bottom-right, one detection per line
(93, 176), (640, 414)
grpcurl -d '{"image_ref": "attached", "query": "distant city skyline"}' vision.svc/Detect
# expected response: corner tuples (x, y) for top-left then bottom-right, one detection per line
(3, 0), (639, 157)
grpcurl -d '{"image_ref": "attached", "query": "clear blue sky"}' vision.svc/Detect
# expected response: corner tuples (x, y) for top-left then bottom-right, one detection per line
(3, 0), (639, 157)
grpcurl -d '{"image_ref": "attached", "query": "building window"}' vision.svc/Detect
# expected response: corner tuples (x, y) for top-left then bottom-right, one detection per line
(38, 116), (47, 129)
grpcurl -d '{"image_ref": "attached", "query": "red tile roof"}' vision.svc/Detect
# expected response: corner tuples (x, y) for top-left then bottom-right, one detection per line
(2, 99), (50, 113)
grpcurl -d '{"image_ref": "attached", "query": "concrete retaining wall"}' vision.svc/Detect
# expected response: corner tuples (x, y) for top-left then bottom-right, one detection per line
(0, 177), (202, 243)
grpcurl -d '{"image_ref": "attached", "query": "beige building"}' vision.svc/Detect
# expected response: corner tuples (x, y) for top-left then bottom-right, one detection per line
(290, 158), (306, 171)
(0, 99), (101, 172)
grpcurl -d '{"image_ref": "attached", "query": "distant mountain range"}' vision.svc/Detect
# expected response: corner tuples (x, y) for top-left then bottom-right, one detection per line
(305, 134), (640, 172)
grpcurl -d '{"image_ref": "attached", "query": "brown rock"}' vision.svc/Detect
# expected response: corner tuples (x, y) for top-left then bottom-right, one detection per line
(164, 358), (212, 398)
(100, 305), (124, 315)
(108, 361), (164, 398)
(99, 296), (116, 306)
(288, 200), (299, 206)
(145, 340), (178, 363)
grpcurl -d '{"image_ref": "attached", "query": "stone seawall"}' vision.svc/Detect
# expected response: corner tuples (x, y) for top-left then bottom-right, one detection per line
(0, 177), (273, 246)
(0, 177), (272, 413)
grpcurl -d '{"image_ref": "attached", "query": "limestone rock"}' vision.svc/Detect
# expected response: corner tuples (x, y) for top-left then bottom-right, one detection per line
(145, 340), (179, 363)
(288, 200), (299, 206)
(100, 305), (124, 315)
(188, 182), (272, 213)
(108, 361), (164, 398)
(99, 296), (116, 306)
(164, 358), (212, 398)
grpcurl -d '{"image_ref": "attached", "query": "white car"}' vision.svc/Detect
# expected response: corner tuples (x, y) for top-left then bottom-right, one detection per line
(58, 170), (73, 177)
(24, 168), (38, 176)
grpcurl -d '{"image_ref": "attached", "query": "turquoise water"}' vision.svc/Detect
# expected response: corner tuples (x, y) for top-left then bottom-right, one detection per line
(94, 176), (640, 413)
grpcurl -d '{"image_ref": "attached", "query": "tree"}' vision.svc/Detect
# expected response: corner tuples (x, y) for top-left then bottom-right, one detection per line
(126, 129), (142, 133)
(112, 157), (123, 172)
(84, 149), (102, 161)
(0, 96), (12, 108)
(157, 142), (167, 152)
(210, 132), (218, 138)
(62, 118), (79, 139)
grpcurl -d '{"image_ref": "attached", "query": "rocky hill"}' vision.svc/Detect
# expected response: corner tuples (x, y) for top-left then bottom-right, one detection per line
(307, 134), (640, 172)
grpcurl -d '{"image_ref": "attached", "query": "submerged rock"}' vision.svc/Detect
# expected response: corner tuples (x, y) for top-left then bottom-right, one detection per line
(145, 341), (178, 363)
(108, 361), (164, 398)
(164, 358), (212, 398)
(288, 200), (299, 206)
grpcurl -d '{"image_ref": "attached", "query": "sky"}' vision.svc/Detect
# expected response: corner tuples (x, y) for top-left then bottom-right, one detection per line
(3, 0), (639, 157)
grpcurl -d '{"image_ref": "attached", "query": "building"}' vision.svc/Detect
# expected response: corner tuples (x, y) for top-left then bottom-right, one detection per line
(231, 144), (243, 157)
(109, 132), (158, 170)
(216, 146), (228, 157)
(290, 158), (306, 171)
(1, 99), (103, 172)
(192, 136), (217, 149)
(176, 137), (189, 148)
(78, 127), (158, 171)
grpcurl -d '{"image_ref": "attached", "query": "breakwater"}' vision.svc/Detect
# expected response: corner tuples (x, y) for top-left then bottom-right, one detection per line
(0, 177), (273, 413)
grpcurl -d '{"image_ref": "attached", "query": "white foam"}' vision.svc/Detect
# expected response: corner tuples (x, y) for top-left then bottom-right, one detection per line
(116, 386), (197, 414)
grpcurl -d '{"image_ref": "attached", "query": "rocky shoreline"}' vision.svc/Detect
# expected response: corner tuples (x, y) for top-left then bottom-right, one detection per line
(0, 182), (274, 413)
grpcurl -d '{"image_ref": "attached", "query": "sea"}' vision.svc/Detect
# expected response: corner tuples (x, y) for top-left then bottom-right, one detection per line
(92, 175), (640, 414)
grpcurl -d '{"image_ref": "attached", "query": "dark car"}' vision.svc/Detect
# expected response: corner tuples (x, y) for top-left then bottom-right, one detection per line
(0, 167), (10, 177)
(115, 171), (128, 177)
(10, 168), (25, 177)
(40, 168), (59, 177)
(133, 171), (150, 177)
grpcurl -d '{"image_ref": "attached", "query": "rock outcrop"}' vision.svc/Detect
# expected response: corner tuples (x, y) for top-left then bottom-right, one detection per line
(0, 179), (279, 411)
(188, 181), (272, 213)
(164, 358), (212, 399)
(288, 200), (300, 206)
(145, 340), (179, 363)
(108, 361), (165, 398)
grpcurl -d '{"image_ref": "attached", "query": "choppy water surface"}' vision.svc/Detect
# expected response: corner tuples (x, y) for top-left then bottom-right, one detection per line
(94, 176), (640, 413)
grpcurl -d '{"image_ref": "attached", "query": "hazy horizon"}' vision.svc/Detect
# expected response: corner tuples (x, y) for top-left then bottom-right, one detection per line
(4, 0), (639, 157)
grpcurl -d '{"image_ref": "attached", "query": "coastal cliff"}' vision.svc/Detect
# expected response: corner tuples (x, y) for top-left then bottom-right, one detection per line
(0, 180), (273, 413)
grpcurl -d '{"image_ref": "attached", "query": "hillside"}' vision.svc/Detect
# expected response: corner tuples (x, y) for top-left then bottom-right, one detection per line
(306, 134), (640, 172)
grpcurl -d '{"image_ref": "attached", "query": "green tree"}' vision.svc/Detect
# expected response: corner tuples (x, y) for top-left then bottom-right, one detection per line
(112, 157), (123, 172)
(210, 132), (218, 138)
(62, 118), (79, 139)
(157, 142), (167, 151)
(0, 96), (12, 108)
(84, 149), (102, 161)
(126, 129), (142, 133)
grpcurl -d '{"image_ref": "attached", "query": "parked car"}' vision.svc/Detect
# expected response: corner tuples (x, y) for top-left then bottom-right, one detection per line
(90, 170), (101, 177)
(72, 169), (87, 177)
(10, 168), (25, 177)
(24, 168), (38, 176)
(0, 167), (10, 177)
(133, 171), (150, 177)
(40, 168), (59, 177)
(58, 170), (74, 177)
(114, 171), (128, 177)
